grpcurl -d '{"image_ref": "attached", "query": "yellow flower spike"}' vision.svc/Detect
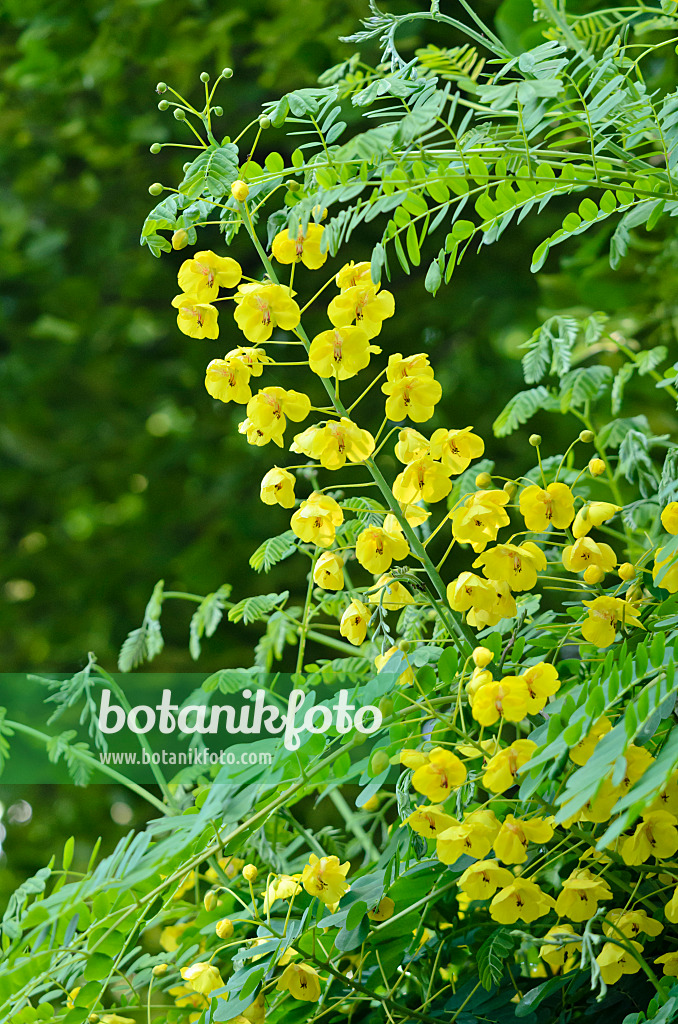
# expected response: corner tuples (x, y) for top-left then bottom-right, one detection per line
(661, 502), (678, 534)
(490, 878), (555, 924)
(260, 467), (296, 508)
(483, 739), (537, 794)
(569, 716), (612, 765)
(653, 544), (678, 592)
(596, 941), (644, 985)
(493, 814), (555, 864)
(466, 581), (517, 629)
(563, 536), (617, 575)
(429, 427), (485, 475)
(367, 896), (395, 922)
(308, 325), (373, 379)
(473, 541), (547, 592)
(450, 489), (511, 552)
(555, 868), (612, 922)
(171, 293), (219, 339)
(205, 357), (252, 405)
(403, 804), (458, 838)
(291, 418), (375, 470)
(572, 501), (622, 538)
(335, 260), (373, 290)
(436, 809), (501, 864)
(410, 746), (467, 802)
(519, 482), (575, 532)
(177, 250), (242, 301)
(392, 456), (453, 504)
(471, 676), (530, 726)
(180, 962), (226, 996)
(457, 859), (514, 900)
(382, 375), (442, 423)
(262, 874), (302, 913)
(272, 222), (327, 269)
(327, 283), (395, 340)
(300, 853), (350, 905)
(386, 352), (435, 382)
(290, 492), (343, 547)
(539, 926), (582, 972)
(356, 525), (410, 574)
(581, 595), (643, 648)
(234, 282), (301, 343)
(276, 962), (322, 1002)
(313, 551), (345, 590)
(340, 599), (371, 645)
(603, 909), (663, 940)
(394, 427), (431, 464)
(246, 386), (311, 447)
(620, 810), (678, 865)
(523, 662), (560, 715)
(368, 574), (415, 610)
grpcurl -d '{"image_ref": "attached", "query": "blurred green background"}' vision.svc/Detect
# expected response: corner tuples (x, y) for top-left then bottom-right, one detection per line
(2, 0), (677, 900)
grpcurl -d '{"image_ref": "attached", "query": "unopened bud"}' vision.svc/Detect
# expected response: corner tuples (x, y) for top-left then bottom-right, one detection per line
(88, 1017), (99, 1024)
(148, 183), (163, 196)
(397, 640), (412, 653)
(150, 143), (162, 154)
(579, 429), (595, 443)
(472, 646), (493, 669)
(158, 100), (169, 111)
(204, 890), (218, 912)
(200, 72), (210, 83)
(285, 180), (301, 192)
(156, 82), (167, 93)
(213, 106), (223, 116)
(222, 67), (234, 79)
(231, 180), (250, 201)
(172, 229), (189, 250)
(583, 565), (604, 585)
(475, 472), (492, 488)
(152, 963), (168, 976)
(243, 863), (258, 883)
(216, 917), (234, 939)
(619, 562), (636, 581)
(259, 115), (271, 129)
(589, 458), (605, 477)
(369, 749), (390, 777)
(503, 481), (517, 498)
(529, 434), (542, 447)
(174, 108), (186, 120)
(378, 695), (393, 717)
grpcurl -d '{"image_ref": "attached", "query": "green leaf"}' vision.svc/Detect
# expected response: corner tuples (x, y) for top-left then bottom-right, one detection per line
(492, 386), (558, 437)
(189, 584), (232, 660)
(178, 143), (239, 200)
(249, 531), (297, 574)
(228, 591), (290, 626)
(478, 928), (515, 989)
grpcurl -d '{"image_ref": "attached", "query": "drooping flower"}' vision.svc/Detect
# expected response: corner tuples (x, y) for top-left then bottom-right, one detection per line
(596, 941), (643, 985)
(180, 962), (225, 996)
(457, 859), (514, 900)
(483, 740), (537, 794)
(246, 386), (311, 447)
(436, 809), (500, 864)
(356, 524), (410, 574)
(572, 501), (622, 538)
(368, 574), (415, 610)
(340, 600), (371, 645)
(172, 293), (219, 339)
(313, 551), (344, 590)
(555, 868), (612, 922)
(392, 456), (452, 504)
(523, 662), (560, 715)
(563, 537), (617, 575)
(234, 282), (301, 343)
(569, 716), (612, 765)
(620, 810), (678, 865)
(301, 854), (350, 905)
(410, 746), (467, 802)
(262, 874), (302, 913)
(308, 325), (374, 379)
(272, 222), (327, 269)
(291, 418), (375, 471)
(404, 804), (458, 838)
(178, 250), (242, 301)
(473, 541), (547, 592)
(382, 375), (442, 423)
(581, 596), (643, 648)
(450, 490), (510, 552)
(466, 580), (516, 629)
(428, 427), (485, 474)
(386, 352), (435, 382)
(276, 961), (322, 1001)
(519, 483), (575, 532)
(394, 427), (431, 464)
(290, 492), (343, 547)
(494, 814), (554, 864)
(335, 260), (373, 290)
(661, 502), (678, 534)
(490, 879), (555, 924)
(327, 284), (395, 339)
(604, 909), (663, 940)
(260, 467), (296, 508)
(539, 925), (582, 972)
(205, 357), (252, 404)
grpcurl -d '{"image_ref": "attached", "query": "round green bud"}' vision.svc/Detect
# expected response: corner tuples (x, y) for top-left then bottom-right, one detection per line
(148, 183), (163, 196)
(222, 67), (234, 79)
(172, 229), (189, 250)
(157, 100), (169, 111)
(213, 106), (223, 116)
(156, 82), (167, 93)
(528, 433), (542, 447)
(203, 890), (218, 912)
(579, 429), (595, 443)
(152, 963), (168, 976)
(174, 108), (186, 120)
(285, 180), (301, 192)
(259, 115), (271, 129)
(200, 71), (210, 83)
(503, 481), (518, 498)
(378, 696), (394, 717)
(369, 750), (390, 777)
(397, 640), (412, 653)
(150, 143), (162, 154)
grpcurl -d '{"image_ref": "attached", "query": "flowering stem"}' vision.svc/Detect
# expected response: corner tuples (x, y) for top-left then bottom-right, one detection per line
(296, 550), (318, 674)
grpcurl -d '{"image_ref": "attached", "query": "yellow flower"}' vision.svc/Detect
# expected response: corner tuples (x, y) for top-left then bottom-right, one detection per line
(563, 536), (617, 575)
(369, 574), (415, 610)
(466, 581), (516, 629)
(172, 293), (219, 339)
(205, 357), (252, 404)
(262, 874), (302, 913)
(308, 325), (375, 379)
(394, 427), (431, 464)
(450, 490), (510, 552)
(655, 952), (678, 977)
(483, 740), (537, 794)
(578, 779), (622, 824)
(246, 386), (311, 447)
(392, 457), (452, 504)
(410, 746), (467, 802)
(168, 983), (207, 1010)
(572, 501), (622, 538)
(539, 925), (582, 972)
(569, 716), (612, 765)
(555, 868), (612, 922)
(327, 284), (395, 339)
(234, 282), (301, 343)
(291, 418), (375, 470)
(471, 676), (530, 726)
(301, 854), (350, 905)
(436, 809), (500, 864)
(398, 502), (431, 527)
(653, 544), (678, 593)
(386, 352), (435, 382)
(523, 662), (560, 715)
(100, 1017), (136, 1024)
(382, 375), (442, 423)
(177, 250), (242, 301)
(604, 908), (663, 940)
(447, 572), (496, 614)
(205, 855), (245, 883)
(404, 804), (458, 838)
(335, 260), (373, 290)
(651, 770), (678, 815)
(473, 541), (547, 592)
(66, 988), (82, 1009)
(180, 962), (225, 996)
(494, 814), (554, 864)
(457, 859), (514, 900)
(429, 427), (485, 474)
(621, 745), (654, 790)
(340, 600), (371, 645)
(356, 524), (409, 574)
(368, 896), (395, 922)
(277, 961), (322, 1001)
(620, 810), (678, 865)
(661, 502), (678, 534)
(272, 222), (327, 269)
(519, 483), (575, 532)
(313, 551), (344, 590)
(260, 467), (296, 508)
(225, 345), (273, 376)
(596, 941), (643, 985)
(581, 596), (643, 648)
(490, 878), (555, 924)
(291, 492), (343, 547)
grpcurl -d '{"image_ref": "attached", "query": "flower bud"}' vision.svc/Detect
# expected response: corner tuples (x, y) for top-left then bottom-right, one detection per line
(579, 429), (595, 443)
(503, 481), (517, 498)
(231, 180), (250, 201)
(369, 749), (390, 777)
(88, 1017), (99, 1024)
(216, 917), (234, 939)
(472, 646), (493, 669)
(148, 183), (163, 196)
(619, 562), (636, 581)
(213, 106), (223, 116)
(284, 180), (300, 192)
(259, 115), (271, 129)
(156, 82), (168, 93)
(475, 472), (492, 488)
(174, 108), (186, 120)
(222, 67), (234, 78)
(397, 640), (412, 653)
(589, 458), (605, 477)
(204, 890), (218, 912)
(172, 229), (189, 250)
(150, 143), (162, 154)
(583, 565), (604, 585)
(362, 794), (380, 812)
(529, 434), (542, 447)
(152, 963), (168, 976)
(378, 695), (394, 717)
(242, 863), (258, 883)
(200, 72), (210, 83)
(158, 100), (169, 110)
